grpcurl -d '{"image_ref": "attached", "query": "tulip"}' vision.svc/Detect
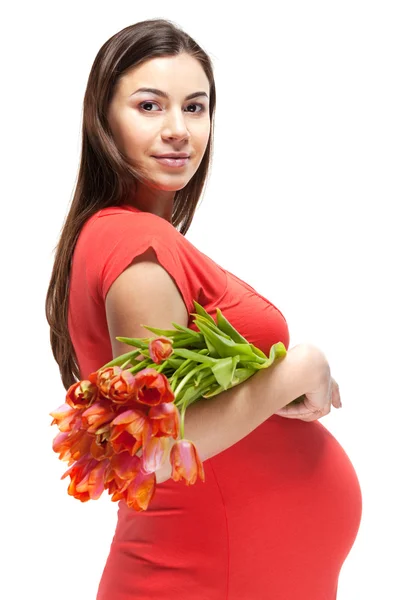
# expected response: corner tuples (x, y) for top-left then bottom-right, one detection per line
(53, 428), (93, 465)
(50, 403), (81, 433)
(66, 379), (98, 410)
(51, 300), (292, 511)
(148, 402), (180, 438)
(105, 452), (143, 502)
(141, 435), (173, 474)
(125, 468), (156, 511)
(134, 368), (174, 406)
(61, 455), (98, 502)
(109, 409), (151, 456)
(89, 366), (123, 400)
(149, 336), (173, 364)
(75, 459), (109, 500)
(90, 435), (113, 461)
(170, 439), (205, 486)
(106, 369), (137, 404)
(81, 399), (116, 434)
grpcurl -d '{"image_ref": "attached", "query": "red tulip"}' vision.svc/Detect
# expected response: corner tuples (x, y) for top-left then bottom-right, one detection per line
(107, 370), (137, 404)
(52, 428), (93, 464)
(81, 399), (116, 434)
(66, 379), (98, 410)
(148, 402), (180, 438)
(125, 468), (157, 511)
(50, 403), (81, 433)
(141, 436), (172, 474)
(90, 366), (123, 400)
(105, 452), (143, 501)
(61, 455), (103, 502)
(109, 409), (152, 456)
(90, 435), (113, 461)
(134, 368), (174, 407)
(75, 459), (109, 500)
(170, 440), (205, 486)
(149, 336), (173, 364)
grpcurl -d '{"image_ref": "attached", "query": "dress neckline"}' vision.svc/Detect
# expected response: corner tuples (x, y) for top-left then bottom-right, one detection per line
(119, 203), (143, 213)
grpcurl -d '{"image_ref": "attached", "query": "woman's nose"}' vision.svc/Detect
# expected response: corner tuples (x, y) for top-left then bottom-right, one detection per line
(161, 110), (190, 141)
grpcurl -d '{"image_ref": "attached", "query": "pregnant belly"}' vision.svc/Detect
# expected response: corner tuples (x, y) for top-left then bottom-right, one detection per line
(209, 415), (363, 598)
(101, 416), (362, 600)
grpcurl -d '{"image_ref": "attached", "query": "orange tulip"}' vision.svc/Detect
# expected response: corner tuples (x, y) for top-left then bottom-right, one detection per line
(90, 435), (113, 461)
(107, 369), (137, 404)
(105, 452), (143, 501)
(75, 459), (109, 500)
(125, 468), (157, 511)
(109, 409), (152, 456)
(134, 368), (174, 407)
(81, 399), (116, 434)
(50, 403), (81, 433)
(148, 402), (180, 438)
(141, 435), (173, 474)
(108, 451), (143, 481)
(66, 379), (98, 410)
(149, 336), (173, 364)
(170, 439), (205, 486)
(90, 366), (123, 400)
(53, 428), (93, 465)
(61, 455), (102, 502)
(52, 431), (72, 461)
(106, 475), (130, 502)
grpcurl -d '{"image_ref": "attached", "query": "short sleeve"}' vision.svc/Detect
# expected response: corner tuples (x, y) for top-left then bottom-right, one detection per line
(85, 211), (194, 313)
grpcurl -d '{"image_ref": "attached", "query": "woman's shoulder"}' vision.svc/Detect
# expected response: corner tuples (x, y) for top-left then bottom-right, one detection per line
(81, 204), (177, 244)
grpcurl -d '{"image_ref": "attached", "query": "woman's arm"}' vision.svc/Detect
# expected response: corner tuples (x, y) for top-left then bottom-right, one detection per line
(105, 249), (317, 484)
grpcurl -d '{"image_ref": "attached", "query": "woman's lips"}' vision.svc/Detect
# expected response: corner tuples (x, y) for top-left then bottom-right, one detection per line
(153, 157), (190, 168)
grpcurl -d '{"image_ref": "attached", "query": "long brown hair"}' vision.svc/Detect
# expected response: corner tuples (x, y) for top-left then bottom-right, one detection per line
(45, 18), (217, 391)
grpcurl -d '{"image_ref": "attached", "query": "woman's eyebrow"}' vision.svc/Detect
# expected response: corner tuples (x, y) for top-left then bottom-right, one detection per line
(130, 87), (209, 101)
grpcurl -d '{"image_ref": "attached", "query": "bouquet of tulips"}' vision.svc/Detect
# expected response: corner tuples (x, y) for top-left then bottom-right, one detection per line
(50, 301), (299, 512)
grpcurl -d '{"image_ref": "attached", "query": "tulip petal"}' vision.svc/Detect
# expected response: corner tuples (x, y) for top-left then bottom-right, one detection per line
(142, 436), (171, 474)
(170, 440), (205, 486)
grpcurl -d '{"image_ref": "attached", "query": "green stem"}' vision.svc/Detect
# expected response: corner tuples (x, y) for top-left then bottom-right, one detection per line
(154, 359), (170, 373)
(101, 349), (141, 369)
(173, 363), (208, 399)
(180, 402), (186, 439)
(128, 358), (152, 375)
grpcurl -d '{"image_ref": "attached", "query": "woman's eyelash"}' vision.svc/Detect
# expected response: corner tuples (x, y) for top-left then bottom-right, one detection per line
(139, 101), (205, 113)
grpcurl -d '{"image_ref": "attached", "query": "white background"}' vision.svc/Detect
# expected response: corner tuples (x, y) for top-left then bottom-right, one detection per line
(1, 1), (418, 598)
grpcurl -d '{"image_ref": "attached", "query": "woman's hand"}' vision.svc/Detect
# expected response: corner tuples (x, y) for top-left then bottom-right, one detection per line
(275, 377), (342, 422)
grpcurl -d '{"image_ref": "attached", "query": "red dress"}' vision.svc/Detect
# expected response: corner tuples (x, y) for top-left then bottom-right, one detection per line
(68, 204), (362, 599)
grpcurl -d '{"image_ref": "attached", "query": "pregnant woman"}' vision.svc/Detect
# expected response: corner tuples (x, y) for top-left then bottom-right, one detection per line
(45, 18), (362, 599)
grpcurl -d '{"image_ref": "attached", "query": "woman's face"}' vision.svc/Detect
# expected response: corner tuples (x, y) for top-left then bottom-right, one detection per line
(107, 53), (211, 195)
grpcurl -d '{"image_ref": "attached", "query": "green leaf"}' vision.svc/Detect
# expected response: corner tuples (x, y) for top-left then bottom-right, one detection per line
(172, 335), (205, 348)
(215, 307), (250, 344)
(232, 367), (257, 383)
(115, 336), (149, 350)
(196, 321), (265, 362)
(192, 300), (217, 325)
(211, 355), (240, 389)
(249, 343), (268, 360)
(176, 376), (216, 408)
(101, 349), (141, 369)
(166, 357), (184, 369)
(172, 348), (217, 364)
(202, 383), (224, 398)
(138, 325), (178, 337)
(246, 342), (287, 369)
(193, 314), (232, 340)
(171, 322), (202, 338)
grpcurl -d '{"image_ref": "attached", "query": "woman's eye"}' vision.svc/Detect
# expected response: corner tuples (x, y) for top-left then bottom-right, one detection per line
(185, 103), (205, 113)
(139, 101), (205, 113)
(140, 101), (159, 111)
